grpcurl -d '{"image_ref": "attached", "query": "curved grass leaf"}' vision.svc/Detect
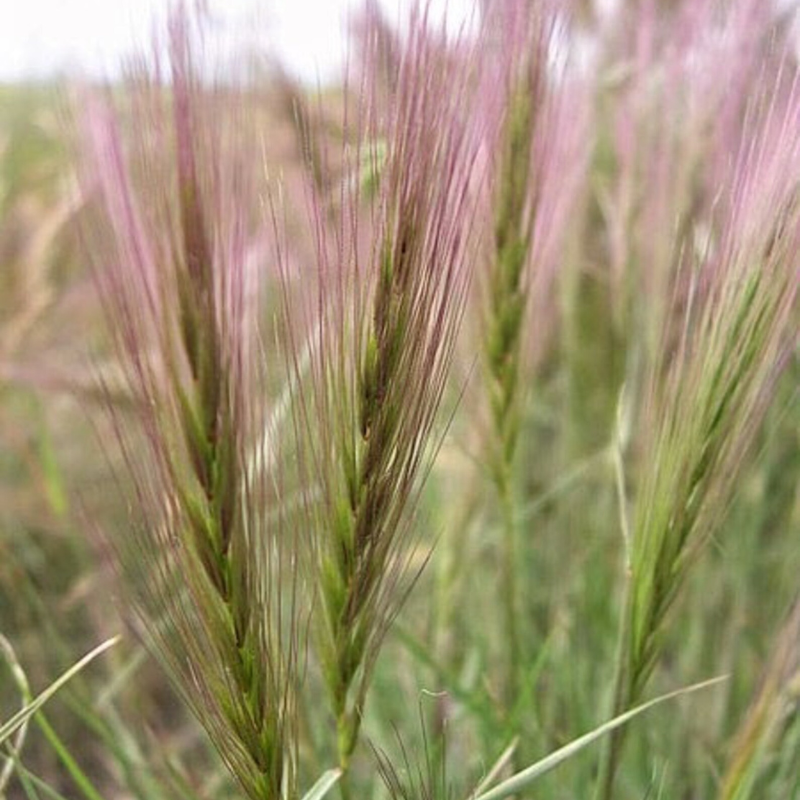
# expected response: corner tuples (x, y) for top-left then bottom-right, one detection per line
(0, 636), (120, 746)
(300, 768), (342, 800)
(471, 676), (727, 800)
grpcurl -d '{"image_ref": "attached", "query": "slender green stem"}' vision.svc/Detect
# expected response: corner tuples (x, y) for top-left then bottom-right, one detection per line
(595, 436), (635, 800)
(34, 712), (107, 800)
(593, 583), (632, 800)
(337, 769), (353, 800)
(433, 471), (482, 672)
(497, 467), (521, 713)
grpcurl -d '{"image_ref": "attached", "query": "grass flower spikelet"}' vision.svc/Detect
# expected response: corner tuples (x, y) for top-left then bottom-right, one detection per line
(82, 11), (299, 800)
(287, 4), (485, 771)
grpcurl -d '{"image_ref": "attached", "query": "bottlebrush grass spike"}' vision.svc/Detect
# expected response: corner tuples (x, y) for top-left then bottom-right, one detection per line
(285, 3), (486, 771)
(82, 9), (299, 800)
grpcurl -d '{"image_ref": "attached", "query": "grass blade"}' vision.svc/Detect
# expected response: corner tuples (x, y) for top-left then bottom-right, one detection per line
(471, 738), (519, 798)
(0, 636), (120, 745)
(300, 768), (342, 800)
(471, 676), (727, 800)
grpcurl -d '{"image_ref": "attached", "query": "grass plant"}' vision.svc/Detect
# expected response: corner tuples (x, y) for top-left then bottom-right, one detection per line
(595, 54), (800, 799)
(80, 13), (301, 800)
(285, 7), (483, 775)
(0, 1), (798, 799)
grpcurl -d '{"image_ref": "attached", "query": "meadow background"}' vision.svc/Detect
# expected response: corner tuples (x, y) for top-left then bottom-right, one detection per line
(1, 1), (799, 799)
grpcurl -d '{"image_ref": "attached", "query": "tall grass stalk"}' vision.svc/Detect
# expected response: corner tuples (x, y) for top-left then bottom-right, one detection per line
(82, 12), (300, 799)
(596, 68), (800, 798)
(478, 0), (590, 707)
(286, 5), (484, 774)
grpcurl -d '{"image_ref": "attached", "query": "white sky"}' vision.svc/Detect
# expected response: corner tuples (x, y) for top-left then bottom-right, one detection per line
(0, 0), (474, 83)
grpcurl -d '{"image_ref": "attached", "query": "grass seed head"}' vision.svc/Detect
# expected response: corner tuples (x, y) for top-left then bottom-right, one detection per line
(81, 8), (299, 799)
(285, 1), (486, 769)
